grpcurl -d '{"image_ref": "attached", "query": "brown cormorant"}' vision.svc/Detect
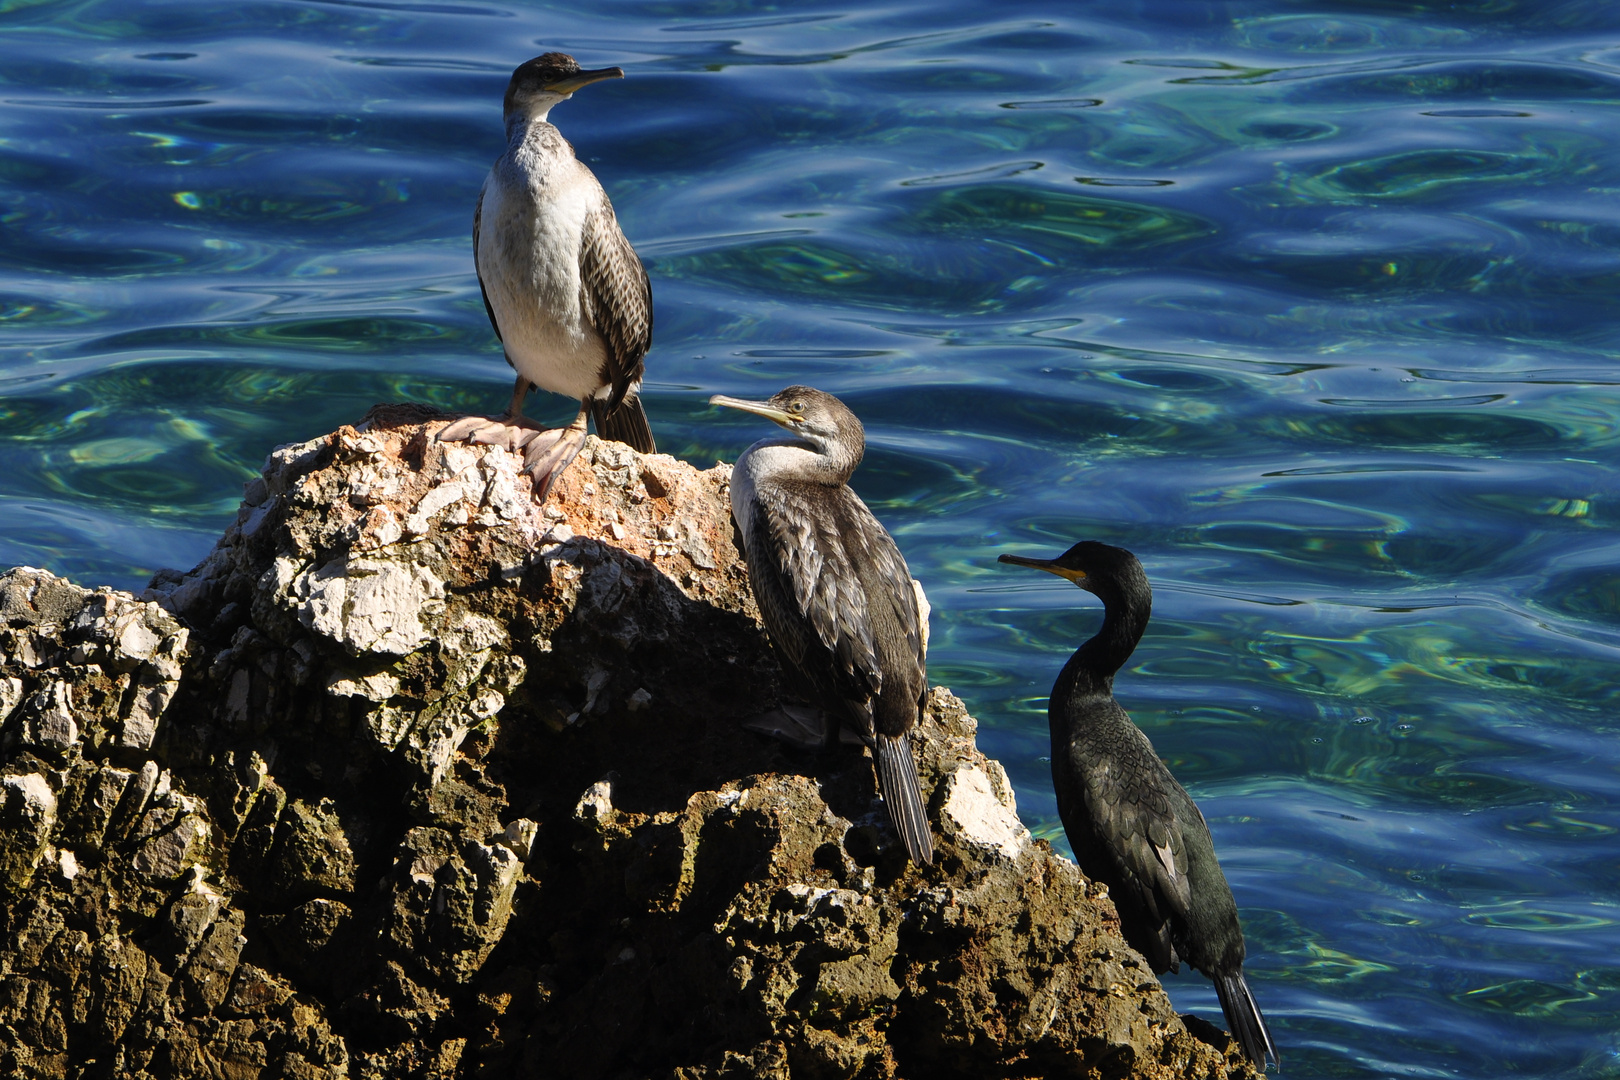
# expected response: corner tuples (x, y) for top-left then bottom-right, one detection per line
(999, 541), (1278, 1069)
(711, 387), (934, 866)
(439, 52), (655, 498)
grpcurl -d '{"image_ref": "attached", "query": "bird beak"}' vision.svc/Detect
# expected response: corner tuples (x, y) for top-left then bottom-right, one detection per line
(709, 395), (796, 427)
(998, 553), (1087, 584)
(546, 66), (625, 94)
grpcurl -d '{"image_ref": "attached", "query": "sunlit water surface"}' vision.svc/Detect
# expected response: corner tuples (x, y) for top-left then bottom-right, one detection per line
(4, 0), (1620, 1074)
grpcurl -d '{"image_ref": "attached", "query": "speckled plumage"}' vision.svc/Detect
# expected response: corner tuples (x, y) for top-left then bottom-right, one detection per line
(718, 388), (934, 866)
(476, 61), (652, 430)
(442, 52), (653, 498)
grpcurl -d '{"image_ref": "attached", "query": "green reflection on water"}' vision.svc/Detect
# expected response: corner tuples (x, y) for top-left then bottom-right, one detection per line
(1457, 977), (1617, 1021)
(6, 3), (1620, 1077)
(1300, 149), (1553, 203)
(906, 182), (1215, 252)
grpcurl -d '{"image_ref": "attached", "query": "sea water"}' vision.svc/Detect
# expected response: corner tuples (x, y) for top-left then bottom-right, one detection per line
(2, 1), (1618, 1075)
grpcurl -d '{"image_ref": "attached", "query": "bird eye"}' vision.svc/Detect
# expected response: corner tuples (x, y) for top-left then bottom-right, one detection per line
(790, 400), (805, 414)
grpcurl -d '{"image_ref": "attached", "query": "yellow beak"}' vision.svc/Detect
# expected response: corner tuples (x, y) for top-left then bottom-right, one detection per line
(710, 394), (796, 427)
(998, 553), (1087, 583)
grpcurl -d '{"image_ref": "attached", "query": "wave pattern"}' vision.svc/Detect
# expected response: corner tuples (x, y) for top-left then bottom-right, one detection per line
(3, 1), (1619, 1075)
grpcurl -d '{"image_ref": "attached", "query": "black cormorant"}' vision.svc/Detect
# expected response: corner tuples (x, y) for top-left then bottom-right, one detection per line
(440, 53), (655, 498)
(712, 386), (934, 866)
(999, 541), (1278, 1069)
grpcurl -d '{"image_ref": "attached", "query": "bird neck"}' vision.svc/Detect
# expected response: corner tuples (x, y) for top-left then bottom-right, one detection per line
(1053, 585), (1150, 705)
(745, 434), (857, 487)
(505, 109), (559, 146)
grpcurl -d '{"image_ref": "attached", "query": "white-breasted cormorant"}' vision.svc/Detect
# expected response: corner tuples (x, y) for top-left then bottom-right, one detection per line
(999, 541), (1278, 1069)
(440, 52), (655, 498)
(712, 387), (934, 866)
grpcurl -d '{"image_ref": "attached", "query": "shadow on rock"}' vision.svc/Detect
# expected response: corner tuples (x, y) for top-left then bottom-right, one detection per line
(0, 406), (1256, 1080)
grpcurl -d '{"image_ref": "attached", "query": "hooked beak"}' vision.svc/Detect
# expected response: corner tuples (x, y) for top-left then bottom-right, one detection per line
(546, 66), (625, 94)
(710, 394), (796, 428)
(998, 553), (1087, 584)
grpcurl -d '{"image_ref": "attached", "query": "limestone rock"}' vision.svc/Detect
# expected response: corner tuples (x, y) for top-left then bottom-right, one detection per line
(0, 772), (57, 894)
(0, 406), (1256, 1079)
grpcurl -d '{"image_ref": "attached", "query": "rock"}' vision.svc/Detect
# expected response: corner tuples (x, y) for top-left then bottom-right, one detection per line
(939, 761), (1031, 862)
(0, 772), (57, 893)
(0, 406), (1256, 1079)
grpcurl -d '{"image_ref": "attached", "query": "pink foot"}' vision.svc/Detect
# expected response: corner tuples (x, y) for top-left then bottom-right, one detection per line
(437, 414), (547, 453)
(437, 415), (587, 500)
(518, 424), (588, 501)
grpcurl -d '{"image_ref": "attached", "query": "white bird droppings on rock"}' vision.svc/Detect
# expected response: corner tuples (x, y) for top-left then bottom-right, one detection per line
(405, 480), (468, 537)
(3, 772), (57, 825)
(117, 617), (163, 662)
(912, 577), (931, 658)
(327, 670), (401, 702)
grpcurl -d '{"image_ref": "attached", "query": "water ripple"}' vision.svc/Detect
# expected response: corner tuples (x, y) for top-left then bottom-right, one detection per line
(5, 2), (1620, 1077)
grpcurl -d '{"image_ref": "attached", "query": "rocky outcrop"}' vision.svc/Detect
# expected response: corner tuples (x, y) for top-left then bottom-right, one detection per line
(0, 405), (1253, 1079)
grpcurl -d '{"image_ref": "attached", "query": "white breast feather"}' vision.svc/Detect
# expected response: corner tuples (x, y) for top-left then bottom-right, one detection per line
(478, 131), (611, 401)
(730, 440), (819, 545)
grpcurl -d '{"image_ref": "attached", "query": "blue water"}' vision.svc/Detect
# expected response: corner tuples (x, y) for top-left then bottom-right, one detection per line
(4, 0), (1619, 1074)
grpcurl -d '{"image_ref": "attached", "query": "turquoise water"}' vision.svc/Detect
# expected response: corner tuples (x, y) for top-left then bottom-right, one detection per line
(4, 0), (1620, 1074)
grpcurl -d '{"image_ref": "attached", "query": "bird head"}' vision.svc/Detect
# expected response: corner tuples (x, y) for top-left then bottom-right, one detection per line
(709, 386), (866, 472)
(998, 540), (1146, 602)
(504, 53), (624, 123)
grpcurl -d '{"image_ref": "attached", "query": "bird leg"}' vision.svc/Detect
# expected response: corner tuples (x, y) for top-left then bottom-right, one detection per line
(742, 703), (866, 749)
(437, 377), (589, 499)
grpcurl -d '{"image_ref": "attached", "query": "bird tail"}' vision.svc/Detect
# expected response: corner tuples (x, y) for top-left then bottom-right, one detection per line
(874, 733), (934, 866)
(590, 393), (656, 454)
(1215, 970), (1278, 1070)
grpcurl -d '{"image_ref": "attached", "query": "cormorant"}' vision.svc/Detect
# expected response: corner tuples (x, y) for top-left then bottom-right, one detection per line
(439, 52), (656, 498)
(711, 386), (934, 866)
(999, 541), (1278, 1069)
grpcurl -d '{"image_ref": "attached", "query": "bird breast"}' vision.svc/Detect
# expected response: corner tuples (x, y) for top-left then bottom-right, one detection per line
(729, 440), (825, 545)
(478, 128), (611, 401)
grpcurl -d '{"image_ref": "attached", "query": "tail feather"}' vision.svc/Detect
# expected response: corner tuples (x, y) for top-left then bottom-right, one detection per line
(1215, 970), (1278, 1070)
(590, 393), (656, 454)
(874, 733), (934, 866)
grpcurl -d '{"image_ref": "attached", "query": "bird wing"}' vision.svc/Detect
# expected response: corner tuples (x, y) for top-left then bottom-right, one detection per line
(849, 505), (925, 673)
(578, 195), (652, 413)
(472, 186), (503, 345)
(1080, 725), (1194, 926)
(747, 483), (884, 719)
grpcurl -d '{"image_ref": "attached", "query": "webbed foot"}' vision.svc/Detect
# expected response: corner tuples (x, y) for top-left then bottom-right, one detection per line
(437, 413), (548, 453)
(517, 421), (589, 501)
(437, 401), (589, 501)
(743, 704), (865, 749)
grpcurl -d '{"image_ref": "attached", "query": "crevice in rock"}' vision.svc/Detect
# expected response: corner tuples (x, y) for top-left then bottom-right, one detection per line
(0, 408), (1255, 1079)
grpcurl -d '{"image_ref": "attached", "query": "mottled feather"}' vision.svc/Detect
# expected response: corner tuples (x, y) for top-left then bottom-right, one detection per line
(579, 199), (652, 415)
(749, 482), (886, 720)
(723, 386), (933, 865)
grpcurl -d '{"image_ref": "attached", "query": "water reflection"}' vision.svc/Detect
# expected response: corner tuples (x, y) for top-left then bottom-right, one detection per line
(4, 0), (1620, 1076)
